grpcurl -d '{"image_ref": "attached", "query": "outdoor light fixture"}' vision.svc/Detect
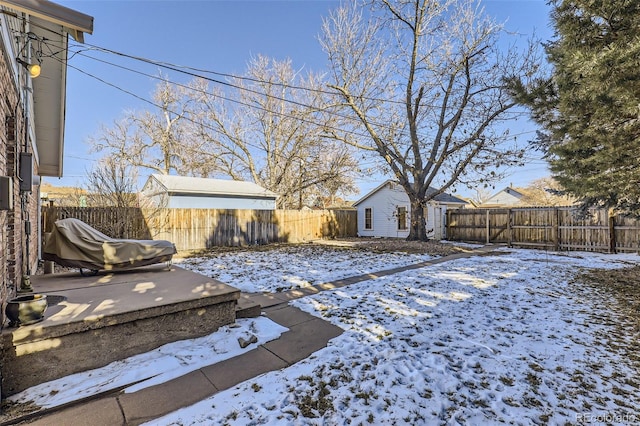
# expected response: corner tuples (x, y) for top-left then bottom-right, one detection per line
(16, 57), (41, 78)
(15, 31), (44, 79)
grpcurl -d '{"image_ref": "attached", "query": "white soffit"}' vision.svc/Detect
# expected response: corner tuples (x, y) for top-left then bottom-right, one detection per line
(0, 1), (93, 177)
(0, 0), (93, 41)
(31, 15), (66, 177)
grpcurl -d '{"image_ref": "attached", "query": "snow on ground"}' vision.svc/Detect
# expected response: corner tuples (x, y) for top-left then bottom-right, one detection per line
(8, 245), (640, 425)
(176, 245), (437, 293)
(154, 248), (640, 425)
(7, 317), (288, 409)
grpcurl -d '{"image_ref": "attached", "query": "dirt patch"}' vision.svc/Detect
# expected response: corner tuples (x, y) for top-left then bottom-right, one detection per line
(575, 266), (640, 327)
(183, 238), (471, 259)
(0, 400), (42, 424)
(573, 266), (640, 370)
(315, 238), (471, 256)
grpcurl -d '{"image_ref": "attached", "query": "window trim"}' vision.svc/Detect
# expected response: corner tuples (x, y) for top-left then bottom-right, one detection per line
(364, 207), (373, 230)
(397, 206), (408, 231)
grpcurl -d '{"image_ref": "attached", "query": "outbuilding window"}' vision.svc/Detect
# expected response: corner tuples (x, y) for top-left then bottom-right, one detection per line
(364, 208), (373, 230)
(397, 206), (408, 230)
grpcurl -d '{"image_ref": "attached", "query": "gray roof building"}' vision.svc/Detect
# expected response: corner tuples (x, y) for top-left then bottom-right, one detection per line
(142, 175), (278, 210)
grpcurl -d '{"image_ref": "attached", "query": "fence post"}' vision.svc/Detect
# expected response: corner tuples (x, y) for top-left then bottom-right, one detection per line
(553, 208), (560, 251)
(609, 210), (616, 253)
(506, 209), (512, 247)
(485, 210), (490, 244)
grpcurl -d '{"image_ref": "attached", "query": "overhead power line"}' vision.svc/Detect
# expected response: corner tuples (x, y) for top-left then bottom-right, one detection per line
(16, 23), (543, 177)
(67, 39), (532, 115)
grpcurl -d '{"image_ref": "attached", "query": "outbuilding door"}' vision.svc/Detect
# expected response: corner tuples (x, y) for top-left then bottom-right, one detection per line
(432, 207), (444, 240)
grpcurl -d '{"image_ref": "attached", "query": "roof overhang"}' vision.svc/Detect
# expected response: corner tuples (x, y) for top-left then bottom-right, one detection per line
(30, 16), (67, 176)
(0, 0), (93, 177)
(0, 0), (93, 42)
(168, 191), (278, 200)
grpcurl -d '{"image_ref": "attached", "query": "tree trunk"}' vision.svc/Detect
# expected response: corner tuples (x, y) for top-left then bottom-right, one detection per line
(407, 196), (429, 241)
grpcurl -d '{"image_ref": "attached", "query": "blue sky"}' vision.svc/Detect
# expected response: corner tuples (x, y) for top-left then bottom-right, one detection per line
(51, 0), (553, 199)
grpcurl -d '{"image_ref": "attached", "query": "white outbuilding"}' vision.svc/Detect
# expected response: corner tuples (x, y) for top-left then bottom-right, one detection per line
(354, 180), (467, 240)
(141, 174), (278, 210)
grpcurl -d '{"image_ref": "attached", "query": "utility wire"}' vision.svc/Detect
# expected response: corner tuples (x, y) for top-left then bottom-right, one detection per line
(56, 46), (540, 159)
(21, 24), (546, 180)
(8, 9), (538, 118)
(13, 19), (533, 117)
(68, 40), (532, 116)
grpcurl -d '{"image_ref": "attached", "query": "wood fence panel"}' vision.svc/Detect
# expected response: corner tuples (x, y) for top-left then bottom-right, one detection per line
(446, 210), (491, 242)
(41, 207), (357, 252)
(511, 208), (554, 249)
(612, 213), (640, 253)
(448, 207), (640, 253)
(42, 207), (150, 239)
(557, 208), (609, 252)
(488, 209), (509, 243)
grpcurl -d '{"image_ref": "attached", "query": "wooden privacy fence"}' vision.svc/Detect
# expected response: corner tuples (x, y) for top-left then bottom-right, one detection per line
(446, 207), (640, 253)
(42, 207), (357, 252)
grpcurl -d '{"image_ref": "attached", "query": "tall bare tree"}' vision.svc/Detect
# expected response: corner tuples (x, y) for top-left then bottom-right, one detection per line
(91, 77), (193, 176)
(321, 0), (543, 239)
(182, 56), (359, 208)
(519, 177), (575, 207)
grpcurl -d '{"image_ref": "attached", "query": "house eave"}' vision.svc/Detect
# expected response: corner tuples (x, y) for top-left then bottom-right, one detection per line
(168, 191), (278, 201)
(0, 1), (94, 177)
(354, 179), (467, 207)
(30, 15), (67, 177)
(353, 179), (396, 206)
(0, 0), (93, 41)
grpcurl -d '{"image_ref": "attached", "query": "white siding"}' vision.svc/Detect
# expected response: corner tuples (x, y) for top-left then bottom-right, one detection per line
(483, 188), (523, 206)
(357, 182), (410, 238)
(356, 181), (464, 240)
(167, 195), (276, 210)
(141, 175), (277, 210)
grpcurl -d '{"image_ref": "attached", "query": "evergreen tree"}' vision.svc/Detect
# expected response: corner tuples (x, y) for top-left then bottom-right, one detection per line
(519, 0), (640, 212)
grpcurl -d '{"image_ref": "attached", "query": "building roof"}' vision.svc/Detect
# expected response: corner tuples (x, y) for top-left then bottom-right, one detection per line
(479, 186), (525, 207)
(0, 0), (93, 41)
(492, 186), (525, 199)
(1, 0), (94, 177)
(354, 179), (467, 206)
(146, 174), (278, 199)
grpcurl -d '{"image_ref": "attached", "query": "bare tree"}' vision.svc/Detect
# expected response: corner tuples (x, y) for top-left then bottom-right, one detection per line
(91, 77), (192, 176)
(472, 187), (493, 206)
(182, 56), (359, 208)
(81, 156), (170, 238)
(519, 177), (575, 207)
(83, 156), (138, 208)
(320, 0), (543, 239)
(75, 156), (140, 237)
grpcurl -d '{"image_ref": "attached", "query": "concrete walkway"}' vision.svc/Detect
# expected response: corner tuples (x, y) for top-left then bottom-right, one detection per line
(16, 244), (500, 426)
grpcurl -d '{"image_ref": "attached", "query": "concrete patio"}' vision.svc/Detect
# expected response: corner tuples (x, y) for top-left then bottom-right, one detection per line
(1, 264), (247, 397)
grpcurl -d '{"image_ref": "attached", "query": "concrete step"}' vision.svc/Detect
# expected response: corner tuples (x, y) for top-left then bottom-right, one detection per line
(236, 294), (261, 319)
(1, 265), (240, 398)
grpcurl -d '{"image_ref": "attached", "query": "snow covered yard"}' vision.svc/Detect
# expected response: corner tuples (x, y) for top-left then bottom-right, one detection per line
(6, 244), (640, 425)
(175, 244), (453, 293)
(157, 247), (640, 425)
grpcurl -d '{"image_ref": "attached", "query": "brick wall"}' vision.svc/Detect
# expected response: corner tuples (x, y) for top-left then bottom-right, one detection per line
(0, 38), (19, 326)
(0, 27), (40, 322)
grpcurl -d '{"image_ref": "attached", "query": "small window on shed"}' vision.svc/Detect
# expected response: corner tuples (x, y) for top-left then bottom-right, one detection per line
(397, 206), (408, 230)
(364, 208), (373, 230)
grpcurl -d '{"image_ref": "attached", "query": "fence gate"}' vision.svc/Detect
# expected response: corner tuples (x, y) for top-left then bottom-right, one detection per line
(446, 207), (640, 253)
